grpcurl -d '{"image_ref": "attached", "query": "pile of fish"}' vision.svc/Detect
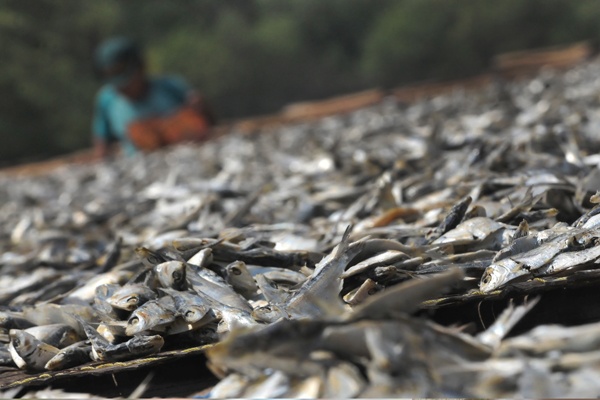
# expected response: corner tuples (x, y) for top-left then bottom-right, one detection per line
(3, 57), (600, 397)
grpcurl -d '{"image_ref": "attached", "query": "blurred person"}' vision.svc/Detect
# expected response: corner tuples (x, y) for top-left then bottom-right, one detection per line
(92, 36), (216, 159)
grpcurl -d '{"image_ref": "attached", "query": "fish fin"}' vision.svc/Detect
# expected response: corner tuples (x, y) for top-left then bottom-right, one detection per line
(70, 314), (111, 347)
(476, 296), (540, 349)
(347, 268), (465, 321)
(301, 290), (348, 321)
(334, 224), (354, 258)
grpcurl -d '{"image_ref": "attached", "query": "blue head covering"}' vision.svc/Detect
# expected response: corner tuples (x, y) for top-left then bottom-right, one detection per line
(94, 36), (143, 86)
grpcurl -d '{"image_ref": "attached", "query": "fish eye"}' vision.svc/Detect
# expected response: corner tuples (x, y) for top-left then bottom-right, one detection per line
(230, 267), (242, 276)
(482, 275), (491, 284)
(129, 317), (140, 325)
(269, 281), (278, 289)
(172, 271), (182, 281)
(127, 296), (139, 304)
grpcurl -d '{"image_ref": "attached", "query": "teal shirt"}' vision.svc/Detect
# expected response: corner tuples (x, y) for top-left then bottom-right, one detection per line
(92, 76), (190, 156)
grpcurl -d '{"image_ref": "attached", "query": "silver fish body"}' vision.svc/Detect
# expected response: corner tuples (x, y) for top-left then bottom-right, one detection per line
(284, 227), (365, 319)
(44, 341), (92, 370)
(107, 283), (158, 311)
(187, 266), (252, 313)
(76, 316), (163, 361)
(225, 261), (260, 300)
(24, 323), (80, 349)
(540, 244), (600, 275)
(126, 297), (178, 336)
(341, 250), (409, 279)
(9, 329), (60, 370)
(479, 258), (524, 293)
(154, 260), (187, 290)
(187, 248), (214, 268)
(159, 288), (213, 324)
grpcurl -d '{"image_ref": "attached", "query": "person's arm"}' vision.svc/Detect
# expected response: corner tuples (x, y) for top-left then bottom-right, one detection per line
(92, 88), (115, 160)
(93, 137), (110, 160)
(164, 76), (217, 126)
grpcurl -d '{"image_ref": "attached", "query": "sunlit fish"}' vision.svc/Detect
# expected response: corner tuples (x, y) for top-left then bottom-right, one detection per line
(45, 341), (92, 370)
(284, 226), (365, 319)
(9, 329), (59, 370)
(107, 283), (158, 311)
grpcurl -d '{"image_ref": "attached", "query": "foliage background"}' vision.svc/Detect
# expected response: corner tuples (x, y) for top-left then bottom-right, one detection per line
(2, 0), (600, 163)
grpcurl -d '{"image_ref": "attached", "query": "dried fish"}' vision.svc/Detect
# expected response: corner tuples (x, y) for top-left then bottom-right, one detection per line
(154, 260), (187, 290)
(106, 283), (158, 311)
(76, 316), (163, 362)
(224, 261), (260, 300)
(125, 297), (178, 335)
(9, 330), (60, 370)
(6, 56), (600, 397)
(159, 288), (214, 324)
(23, 324), (80, 349)
(340, 250), (409, 279)
(44, 341), (92, 371)
(284, 226), (364, 319)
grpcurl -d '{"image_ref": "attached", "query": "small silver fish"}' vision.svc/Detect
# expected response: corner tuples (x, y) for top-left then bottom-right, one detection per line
(216, 305), (260, 334)
(159, 288), (213, 324)
(126, 334), (164, 357)
(187, 248), (213, 268)
(76, 316), (163, 361)
(107, 283), (158, 311)
(93, 283), (122, 319)
(154, 260), (187, 290)
(479, 228), (591, 292)
(135, 246), (170, 269)
(479, 258), (524, 293)
(343, 278), (381, 306)
(126, 297), (178, 336)
(225, 261), (260, 300)
(187, 266), (253, 313)
(493, 236), (539, 262)
(44, 341), (92, 370)
(540, 243), (600, 276)
(9, 329), (59, 370)
(24, 323), (80, 349)
(284, 226), (365, 319)
(432, 217), (506, 247)
(341, 250), (409, 279)
(252, 267), (307, 286)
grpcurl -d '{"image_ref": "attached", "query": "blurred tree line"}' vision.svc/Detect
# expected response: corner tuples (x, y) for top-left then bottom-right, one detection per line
(2, 0), (600, 164)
